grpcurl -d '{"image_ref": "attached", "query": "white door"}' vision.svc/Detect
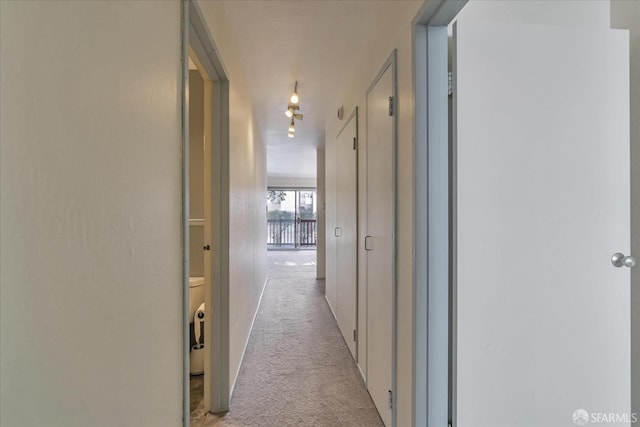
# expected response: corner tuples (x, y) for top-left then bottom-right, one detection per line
(336, 112), (358, 360)
(326, 128), (339, 312)
(366, 63), (395, 427)
(454, 18), (630, 427)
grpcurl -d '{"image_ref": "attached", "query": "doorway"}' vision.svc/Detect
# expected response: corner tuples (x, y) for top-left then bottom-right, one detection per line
(182, 0), (231, 423)
(413, 1), (633, 426)
(187, 58), (207, 421)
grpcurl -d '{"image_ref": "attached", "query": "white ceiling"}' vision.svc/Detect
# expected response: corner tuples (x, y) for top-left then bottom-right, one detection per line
(218, 0), (419, 179)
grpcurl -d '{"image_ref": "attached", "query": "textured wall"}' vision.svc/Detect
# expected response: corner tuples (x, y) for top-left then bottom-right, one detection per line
(0, 1), (183, 426)
(196, 0), (268, 394)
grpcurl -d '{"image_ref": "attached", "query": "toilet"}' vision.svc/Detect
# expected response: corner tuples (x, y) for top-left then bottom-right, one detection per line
(189, 276), (205, 321)
(189, 277), (205, 375)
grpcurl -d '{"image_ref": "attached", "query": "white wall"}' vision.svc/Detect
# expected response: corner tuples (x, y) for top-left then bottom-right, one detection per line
(267, 175), (316, 189)
(454, 0), (611, 28)
(324, 2), (422, 425)
(189, 70), (205, 278)
(0, 2), (183, 426)
(611, 0), (640, 417)
(196, 0), (268, 393)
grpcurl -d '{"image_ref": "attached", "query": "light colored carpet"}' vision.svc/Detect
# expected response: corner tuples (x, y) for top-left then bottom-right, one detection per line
(194, 250), (384, 427)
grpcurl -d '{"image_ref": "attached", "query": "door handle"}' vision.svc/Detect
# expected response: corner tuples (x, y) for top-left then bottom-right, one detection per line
(364, 236), (372, 251)
(203, 244), (211, 251)
(611, 252), (636, 268)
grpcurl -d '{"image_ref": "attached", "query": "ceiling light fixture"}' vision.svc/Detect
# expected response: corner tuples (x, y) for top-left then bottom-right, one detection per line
(285, 105), (297, 118)
(285, 81), (304, 139)
(290, 81), (299, 104)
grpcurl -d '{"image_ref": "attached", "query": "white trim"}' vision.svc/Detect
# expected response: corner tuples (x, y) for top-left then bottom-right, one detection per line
(229, 278), (269, 398)
(412, 1), (468, 426)
(324, 294), (338, 321)
(335, 107), (359, 365)
(426, 25), (450, 427)
(357, 363), (367, 384)
(180, 0), (190, 425)
(411, 21), (427, 427)
(187, 0), (231, 415)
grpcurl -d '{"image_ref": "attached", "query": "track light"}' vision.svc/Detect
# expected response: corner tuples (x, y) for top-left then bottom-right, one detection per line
(285, 81), (304, 139)
(285, 105), (296, 118)
(290, 81), (299, 104)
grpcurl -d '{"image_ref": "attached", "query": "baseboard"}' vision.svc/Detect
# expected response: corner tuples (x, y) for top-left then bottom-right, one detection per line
(229, 277), (268, 399)
(357, 362), (367, 384)
(324, 294), (337, 321)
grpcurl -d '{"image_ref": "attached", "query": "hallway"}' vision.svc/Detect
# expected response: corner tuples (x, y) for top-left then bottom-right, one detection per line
(193, 251), (383, 427)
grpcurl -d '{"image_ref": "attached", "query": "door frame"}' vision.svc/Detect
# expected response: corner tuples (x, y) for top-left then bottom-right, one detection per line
(182, 0), (231, 422)
(411, 1), (467, 426)
(336, 106), (359, 363)
(412, 2), (638, 426)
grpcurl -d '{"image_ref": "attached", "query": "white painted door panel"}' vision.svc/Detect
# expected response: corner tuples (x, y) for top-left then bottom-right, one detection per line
(366, 66), (394, 427)
(326, 129), (338, 313)
(336, 115), (358, 360)
(455, 19), (630, 427)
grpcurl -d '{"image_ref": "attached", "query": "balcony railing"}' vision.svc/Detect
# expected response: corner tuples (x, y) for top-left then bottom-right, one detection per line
(267, 219), (317, 248)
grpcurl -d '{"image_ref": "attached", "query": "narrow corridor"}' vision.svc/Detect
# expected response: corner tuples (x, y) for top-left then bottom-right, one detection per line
(194, 250), (383, 427)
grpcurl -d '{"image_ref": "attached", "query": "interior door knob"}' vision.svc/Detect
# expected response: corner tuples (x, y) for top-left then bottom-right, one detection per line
(611, 252), (636, 268)
(203, 244), (211, 251)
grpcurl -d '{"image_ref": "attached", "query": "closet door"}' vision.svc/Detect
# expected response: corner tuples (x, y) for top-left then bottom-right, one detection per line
(325, 125), (338, 312)
(336, 109), (358, 360)
(365, 57), (395, 427)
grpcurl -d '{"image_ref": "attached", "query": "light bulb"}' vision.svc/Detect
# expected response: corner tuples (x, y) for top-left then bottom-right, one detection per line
(290, 92), (299, 104)
(288, 132), (294, 138)
(288, 122), (295, 133)
(285, 108), (293, 118)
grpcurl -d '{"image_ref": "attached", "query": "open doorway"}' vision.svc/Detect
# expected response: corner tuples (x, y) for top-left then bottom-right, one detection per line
(182, 1), (231, 424)
(187, 56), (207, 420)
(413, 2), (633, 426)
